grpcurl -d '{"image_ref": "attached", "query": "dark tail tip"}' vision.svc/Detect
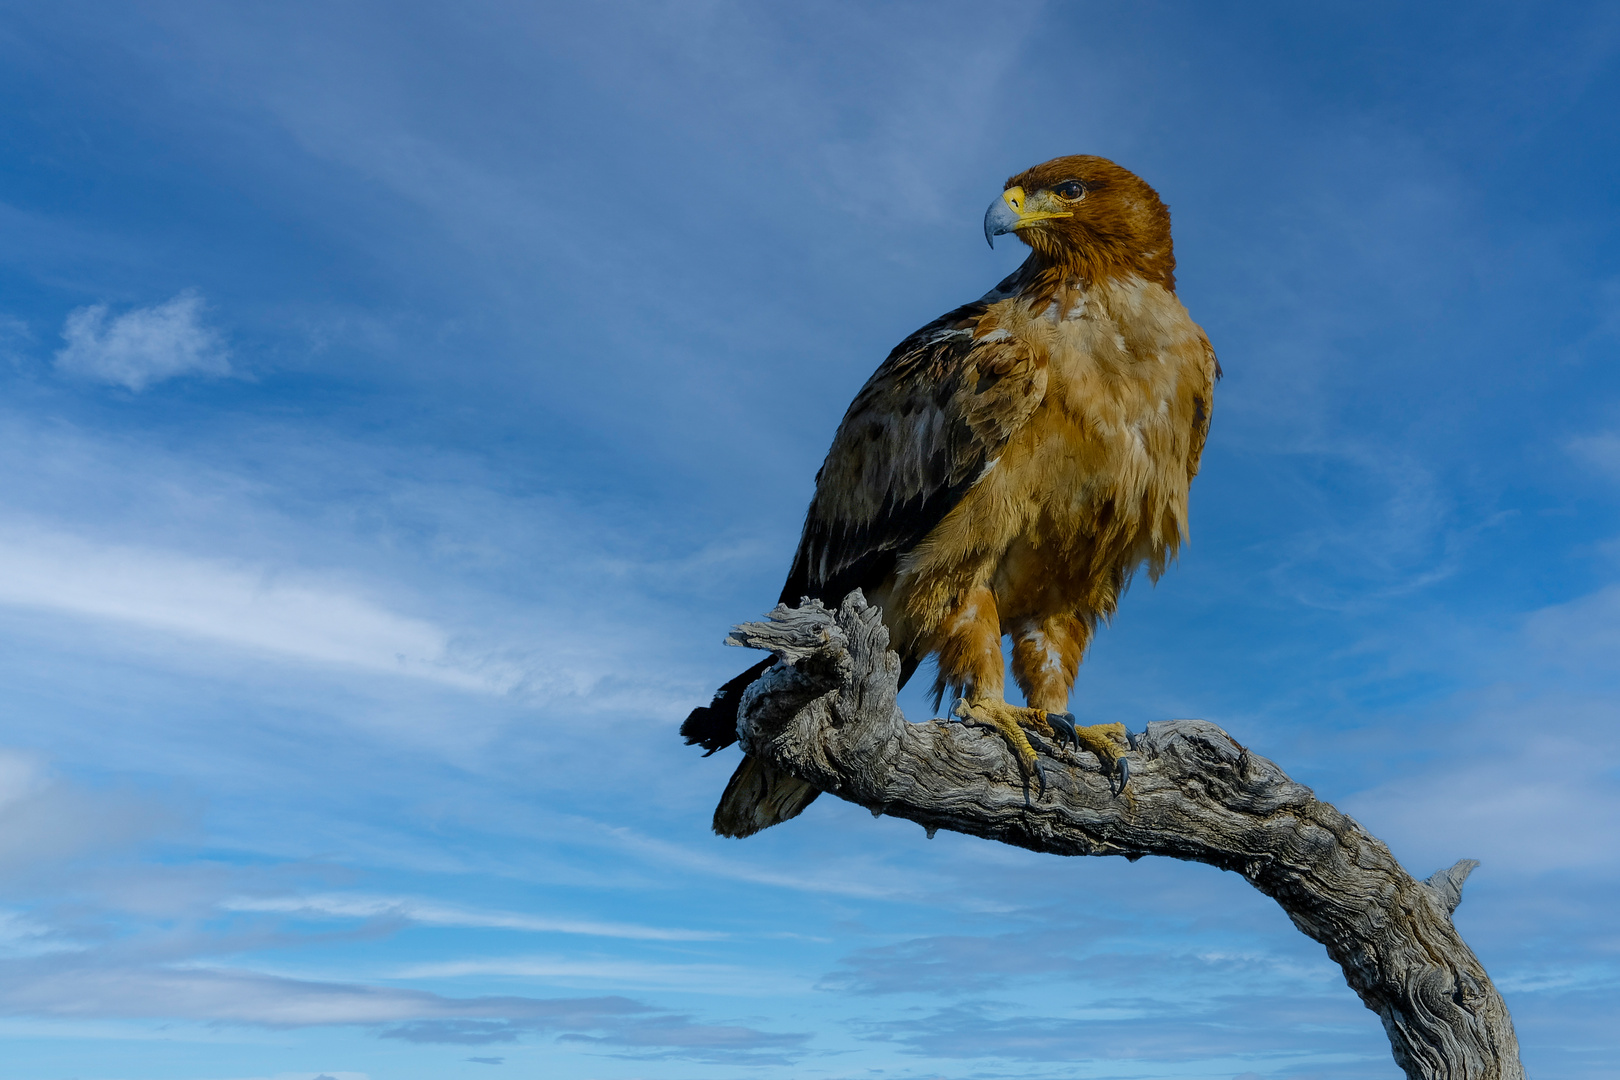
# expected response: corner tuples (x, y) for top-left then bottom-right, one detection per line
(680, 702), (732, 756)
(681, 657), (774, 755)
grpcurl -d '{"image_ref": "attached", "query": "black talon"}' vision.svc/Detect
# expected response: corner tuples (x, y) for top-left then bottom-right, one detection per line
(1116, 756), (1130, 793)
(1046, 710), (1079, 749)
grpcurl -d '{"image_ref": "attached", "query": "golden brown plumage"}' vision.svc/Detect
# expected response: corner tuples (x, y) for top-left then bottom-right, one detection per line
(684, 155), (1219, 836)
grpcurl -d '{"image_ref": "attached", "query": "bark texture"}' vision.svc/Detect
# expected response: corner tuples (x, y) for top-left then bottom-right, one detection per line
(728, 592), (1524, 1080)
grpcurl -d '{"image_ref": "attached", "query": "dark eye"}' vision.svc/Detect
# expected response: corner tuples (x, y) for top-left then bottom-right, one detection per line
(1052, 180), (1086, 200)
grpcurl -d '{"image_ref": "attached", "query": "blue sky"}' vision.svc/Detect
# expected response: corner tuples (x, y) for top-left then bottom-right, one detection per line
(0, 2), (1616, 1078)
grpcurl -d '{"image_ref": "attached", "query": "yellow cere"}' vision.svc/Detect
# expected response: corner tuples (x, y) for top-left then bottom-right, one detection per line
(1003, 185), (1073, 227)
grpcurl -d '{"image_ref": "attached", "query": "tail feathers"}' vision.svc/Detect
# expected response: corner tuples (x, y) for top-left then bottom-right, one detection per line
(681, 657), (774, 755)
(713, 754), (820, 838)
(685, 659), (816, 837)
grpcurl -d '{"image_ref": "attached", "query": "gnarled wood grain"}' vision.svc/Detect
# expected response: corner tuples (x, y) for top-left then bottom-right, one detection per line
(727, 592), (1523, 1080)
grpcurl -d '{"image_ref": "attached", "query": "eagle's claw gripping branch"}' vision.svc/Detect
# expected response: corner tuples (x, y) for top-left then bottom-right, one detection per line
(729, 591), (1525, 1080)
(1045, 710), (1080, 749)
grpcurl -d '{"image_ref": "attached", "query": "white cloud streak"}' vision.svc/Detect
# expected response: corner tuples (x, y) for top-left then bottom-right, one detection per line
(222, 894), (723, 941)
(0, 959), (809, 1061)
(1338, 585), (1620, 876)
(395, 955), (805, 995)
(54, 290), (231, 391)
(0, 961), (635, 1027)
(0, 523), (517, 693)
(600, 825), (917, 901)
(0, 910), (78, 960)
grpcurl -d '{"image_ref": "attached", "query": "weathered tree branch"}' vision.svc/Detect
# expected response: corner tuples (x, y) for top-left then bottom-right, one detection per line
(729, 592), (1523, 1080)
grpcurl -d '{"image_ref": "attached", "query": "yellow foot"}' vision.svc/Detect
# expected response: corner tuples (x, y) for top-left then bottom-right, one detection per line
(950, 698), (1061, 791)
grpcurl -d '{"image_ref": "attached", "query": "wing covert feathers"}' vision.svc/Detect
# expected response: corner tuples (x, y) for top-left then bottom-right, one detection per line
(780, 300), (1048, 608)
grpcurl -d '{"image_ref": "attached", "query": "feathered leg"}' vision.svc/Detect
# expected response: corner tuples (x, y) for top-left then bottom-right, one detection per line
(929, 586), (1060, 787)
(1010, 613), (1130, 785)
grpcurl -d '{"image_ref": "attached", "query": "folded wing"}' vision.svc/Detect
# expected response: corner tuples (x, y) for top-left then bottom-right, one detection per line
(780, 300), (1049, 612)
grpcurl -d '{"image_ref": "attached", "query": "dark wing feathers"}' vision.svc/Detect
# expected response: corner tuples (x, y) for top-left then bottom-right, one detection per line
(683, 295), (1044, 759)
(778, 301), (1047, 610)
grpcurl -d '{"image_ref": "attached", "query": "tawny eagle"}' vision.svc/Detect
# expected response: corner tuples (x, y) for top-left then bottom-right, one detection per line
(683, 155), (1219, 837)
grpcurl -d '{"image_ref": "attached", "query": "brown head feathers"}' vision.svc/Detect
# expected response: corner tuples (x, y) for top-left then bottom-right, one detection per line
(1004, 155), (1176, 291)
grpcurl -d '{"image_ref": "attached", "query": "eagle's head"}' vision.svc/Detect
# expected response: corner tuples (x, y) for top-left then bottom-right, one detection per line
(985, 155), (1175, 289)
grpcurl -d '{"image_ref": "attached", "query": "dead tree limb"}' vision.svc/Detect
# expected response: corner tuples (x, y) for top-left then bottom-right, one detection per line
(728, 592), (1523, 1080)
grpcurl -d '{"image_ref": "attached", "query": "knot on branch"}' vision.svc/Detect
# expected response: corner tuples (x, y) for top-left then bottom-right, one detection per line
(728, 592), (905, 803)
(1132, 718), (1309, 816)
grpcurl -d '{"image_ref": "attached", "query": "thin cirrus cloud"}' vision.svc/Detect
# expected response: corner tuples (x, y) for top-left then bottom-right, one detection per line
(854, 995), (1378, 1067)
(1568, 431), (1620, 470)
(1524, 583), (1620, 676)
(221, 893), (725, 941)
(0, 958), (621, 1031)
(53, 290), (231, 391)
(0, 958), (810, 1060)
(0, 910), (74, 960)
(395, 956), (806, 997)
(0, 523), (513, 693)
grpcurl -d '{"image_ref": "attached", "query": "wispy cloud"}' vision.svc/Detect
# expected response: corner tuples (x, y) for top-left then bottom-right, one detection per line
(555, 1015), (809, 1066)
(821, 931), (1344, 998)
(222, 894), (723, 941)
(1525, 584), (1620, 681)
(0, 958), (809, 1062)
(0, 958), (642, 1028)
(54, 291), (231, 391)
(0, 411), (716, 726)
(1342, 708), (1620, 876)
(1329, 584), (1620, 877)
(856, 994), (1379, 1065)
(0, 746), (182, 878)
(0, 910), (77, 960)
(0, 523), (513, 693)
(599, 824), (926, 901)
(395, 955), (802, 996)
(1568, 429), (1620, 482)
(820, 932), (1088, 996)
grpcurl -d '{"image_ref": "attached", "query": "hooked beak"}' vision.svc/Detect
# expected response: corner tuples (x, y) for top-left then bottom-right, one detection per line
(983, 186), (1073, 248)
